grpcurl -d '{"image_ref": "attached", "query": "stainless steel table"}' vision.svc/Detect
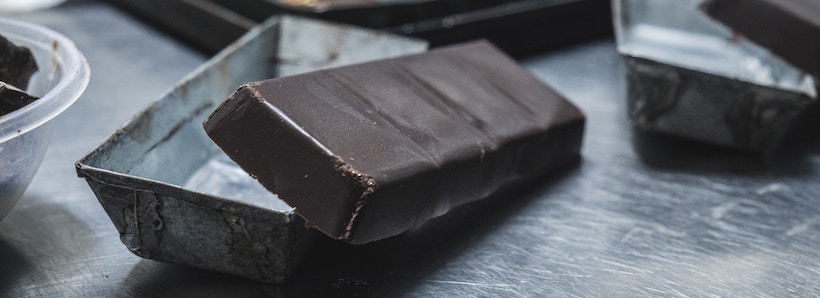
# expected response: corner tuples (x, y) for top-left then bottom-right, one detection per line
(2, 1), (819, 297)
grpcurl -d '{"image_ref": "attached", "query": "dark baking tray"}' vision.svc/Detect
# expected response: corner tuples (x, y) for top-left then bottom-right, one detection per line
(106, 0), (611, 56)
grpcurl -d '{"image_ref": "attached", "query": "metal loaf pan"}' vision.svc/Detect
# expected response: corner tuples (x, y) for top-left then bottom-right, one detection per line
(76, 15), (427, 284)
(614, 0), (816, 151)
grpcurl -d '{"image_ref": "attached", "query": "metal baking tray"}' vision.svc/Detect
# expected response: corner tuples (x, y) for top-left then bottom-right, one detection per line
(75, 15), (427, 284)
(108, 0), (611, 56)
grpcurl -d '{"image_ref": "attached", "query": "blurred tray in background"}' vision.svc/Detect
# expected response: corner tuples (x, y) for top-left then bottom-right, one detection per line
(105, 0), (612, 56)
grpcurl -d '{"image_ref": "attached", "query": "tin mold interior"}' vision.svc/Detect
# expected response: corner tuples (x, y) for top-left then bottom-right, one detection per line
(76, 15), (427, 284)
(614, 0), (815, 96)
(613, 0), (816, 151)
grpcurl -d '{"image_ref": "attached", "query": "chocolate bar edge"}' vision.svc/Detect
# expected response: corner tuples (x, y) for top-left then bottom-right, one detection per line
(204, 85), (361, 240)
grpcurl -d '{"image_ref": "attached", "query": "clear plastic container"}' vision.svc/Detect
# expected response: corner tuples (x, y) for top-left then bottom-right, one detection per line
(0, 18), (90, 222)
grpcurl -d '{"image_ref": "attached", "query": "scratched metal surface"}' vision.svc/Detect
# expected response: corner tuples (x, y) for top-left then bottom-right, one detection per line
(2, 1), (820, 297)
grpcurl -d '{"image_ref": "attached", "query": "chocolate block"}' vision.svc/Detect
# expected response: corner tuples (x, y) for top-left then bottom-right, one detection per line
(701, 0), (820, 78)
(204, 41), (584, 244)
(0, 81), (38, 117)
(0, 34), (37, 90)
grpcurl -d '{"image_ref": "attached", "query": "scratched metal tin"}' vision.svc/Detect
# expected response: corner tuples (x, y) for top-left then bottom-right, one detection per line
(614, 0), (816, 151)
(75, 15), (427, 284)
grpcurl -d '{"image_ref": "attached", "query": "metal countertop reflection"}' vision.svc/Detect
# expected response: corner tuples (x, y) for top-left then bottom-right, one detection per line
(2, 1), (820, 297)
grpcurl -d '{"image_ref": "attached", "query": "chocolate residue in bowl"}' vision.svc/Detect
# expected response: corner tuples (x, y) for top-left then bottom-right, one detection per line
(0, 34), (39, 117)
(0, 82), (38, 117)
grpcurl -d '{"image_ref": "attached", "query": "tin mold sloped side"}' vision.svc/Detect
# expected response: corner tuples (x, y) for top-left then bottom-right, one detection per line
(78, 167), (313, 284)
(614, 0), (816, 99)
(625, 56), (813, 151)
(76, 16), (283, 178)
(77, 15), (427, 179)
(276, 15), (428, 77)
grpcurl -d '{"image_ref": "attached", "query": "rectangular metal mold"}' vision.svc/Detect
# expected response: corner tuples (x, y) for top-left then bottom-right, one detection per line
(76, 15), (427, 284)
(614, 0), (816, 151)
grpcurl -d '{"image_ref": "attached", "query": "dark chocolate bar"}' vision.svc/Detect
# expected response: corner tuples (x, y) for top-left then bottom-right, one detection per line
(0, 81), (38, 117)
(204, 41), (584, 244)
(701, 0), (820, 78)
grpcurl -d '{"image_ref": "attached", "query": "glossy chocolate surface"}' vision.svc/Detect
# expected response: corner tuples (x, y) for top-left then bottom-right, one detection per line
(204, 41), (585, 244)
(701, 0), (820, 79)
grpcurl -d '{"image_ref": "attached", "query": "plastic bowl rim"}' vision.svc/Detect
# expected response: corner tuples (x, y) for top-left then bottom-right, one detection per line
(0, 17), (90, 144)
